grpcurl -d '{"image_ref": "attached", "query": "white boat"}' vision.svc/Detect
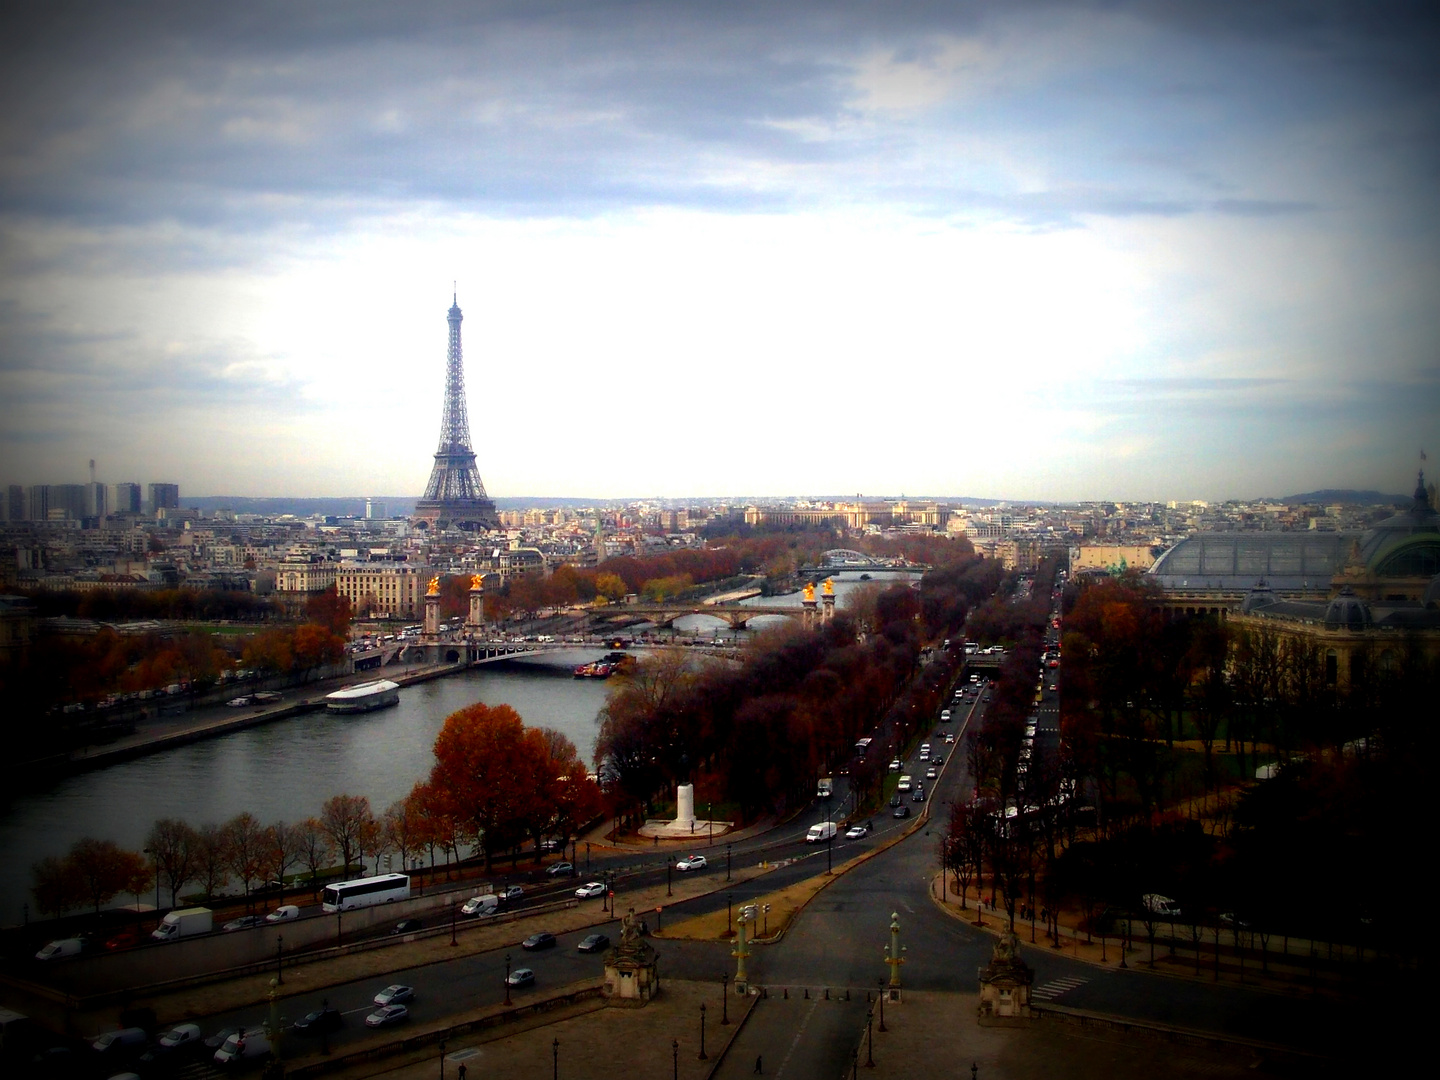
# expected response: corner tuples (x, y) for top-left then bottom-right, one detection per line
(325, 679), (401, 713)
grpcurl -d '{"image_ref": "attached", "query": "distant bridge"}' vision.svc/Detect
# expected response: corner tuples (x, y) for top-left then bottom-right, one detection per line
(591, 603), (809, 629)
(359, 636), (742, 668)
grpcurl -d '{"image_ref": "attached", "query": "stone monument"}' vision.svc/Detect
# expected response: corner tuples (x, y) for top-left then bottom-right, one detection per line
(674, 783), (697, 833)
(603, 909), (659, 1006)
(977, 931), (1034, 1021)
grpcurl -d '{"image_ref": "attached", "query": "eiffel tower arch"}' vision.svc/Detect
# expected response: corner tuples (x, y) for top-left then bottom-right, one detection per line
(412, 294), (499, 531)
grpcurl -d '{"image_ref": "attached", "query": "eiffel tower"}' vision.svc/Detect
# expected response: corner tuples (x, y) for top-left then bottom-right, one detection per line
(412, 294), (498, 531)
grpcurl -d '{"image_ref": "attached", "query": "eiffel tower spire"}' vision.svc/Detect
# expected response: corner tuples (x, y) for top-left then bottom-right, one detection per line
(413, 294), (498, 531)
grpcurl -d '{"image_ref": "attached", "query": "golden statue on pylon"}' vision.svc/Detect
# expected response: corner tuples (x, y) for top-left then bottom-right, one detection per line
(803, 581), (816, 602)
(470, 573), (485, 591)
(427, 576), (440, 596)
(823, 577), (834, 596)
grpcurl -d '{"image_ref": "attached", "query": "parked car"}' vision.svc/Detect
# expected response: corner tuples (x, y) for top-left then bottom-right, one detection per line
(203, 1027), (244, 1051)
(373, 985), (414, 1006)
(91, 1027), (149, 1058)
(577, 933), (610, 953)
(365, 1005), (409, 1028)
(500, 885), (525, 901)
(506, 967), (536, 988)
(212, 1027), (270, 1066)
(391, 919), (423, 935)
(546, 862), (575, 876)
(292, 1007), (342, 1036)
(675, 855), (707, 872)
(575, 882), (606, 898)
(522, 932), (556, 951)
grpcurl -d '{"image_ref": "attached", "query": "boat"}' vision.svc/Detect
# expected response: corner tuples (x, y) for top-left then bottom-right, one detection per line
(572, 661), (616, 679)
(325, 679), (401, 713)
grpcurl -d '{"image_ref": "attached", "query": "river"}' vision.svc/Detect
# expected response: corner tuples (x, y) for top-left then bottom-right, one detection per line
(0, 570), (918, 924)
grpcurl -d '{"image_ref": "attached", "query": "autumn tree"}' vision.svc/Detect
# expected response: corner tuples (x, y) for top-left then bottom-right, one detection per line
(32, 855), (81, 918)
(261, 821), (304, 888)
(66, 837), (149, 915)
(428, 703), (544, 869)
(319, 794), (375, 875)
(594, 572), (628, 603)
(305, 586), (353, 637)
(384, 798), (422, 877)
(145, 818), (198, 907)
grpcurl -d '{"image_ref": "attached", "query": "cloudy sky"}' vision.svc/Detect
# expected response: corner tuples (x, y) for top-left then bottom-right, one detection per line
(1, 1), (1436, 503)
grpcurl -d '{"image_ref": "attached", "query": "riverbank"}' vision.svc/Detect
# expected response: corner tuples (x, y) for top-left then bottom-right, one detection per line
(27, 662), (468, 783)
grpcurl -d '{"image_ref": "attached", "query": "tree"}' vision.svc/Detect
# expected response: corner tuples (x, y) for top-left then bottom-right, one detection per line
(223, 812), (266, 905)
(384, 799), (421, 877)
(32, 855), (82, 918)
(428, 703), (545, 869)
(305, 586), (353, 636)
(67, 837), (148, 915)
(294, 818), (333, 895)
(319, 794), (374, 875)
(594, 572), (628, 603)
(145, 818), (198, 907)
(261, 821), (304, 889)
(193, 823), (231, 901)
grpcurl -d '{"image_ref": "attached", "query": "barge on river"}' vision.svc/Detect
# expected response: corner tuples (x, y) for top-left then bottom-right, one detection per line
(325, 679), (401, 713)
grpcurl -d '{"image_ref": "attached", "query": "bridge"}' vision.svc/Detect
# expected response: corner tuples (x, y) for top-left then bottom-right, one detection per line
(359, 636), (743, 668)
(590, 603), (808, 629)
(817, 549), (929, 571)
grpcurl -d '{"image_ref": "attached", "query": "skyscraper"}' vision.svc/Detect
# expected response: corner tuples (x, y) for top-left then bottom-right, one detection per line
(114, 482), (142, 514)
(149, 483), (180, 513)
(412, 294), (498, 531)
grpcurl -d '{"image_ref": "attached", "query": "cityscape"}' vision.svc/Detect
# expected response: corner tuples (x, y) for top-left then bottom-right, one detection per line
(2, 4), (1437, 1080)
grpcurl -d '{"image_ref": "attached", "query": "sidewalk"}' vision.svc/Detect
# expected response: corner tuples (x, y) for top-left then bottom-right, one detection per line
(927, 875), (1342, 998)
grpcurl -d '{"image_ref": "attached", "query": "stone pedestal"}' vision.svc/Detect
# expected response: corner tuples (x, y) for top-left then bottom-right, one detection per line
(466, 576), (485, 629)
(423, 583), (441, 637)
(675, 784), (696, 831)
(603, 910), (659, 1007)
(978, 931), (1034, 1021)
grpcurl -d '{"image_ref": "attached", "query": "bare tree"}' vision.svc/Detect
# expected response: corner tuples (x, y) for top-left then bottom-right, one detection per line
(261, 821), (304, 890)
(67, 837), (148, 915)
(294, 818), (332, 896)
(192, 823), (230, 902)
(145, 818), (198, 907)
(319, 794), (374, 875)
(223, 813), (266, 906)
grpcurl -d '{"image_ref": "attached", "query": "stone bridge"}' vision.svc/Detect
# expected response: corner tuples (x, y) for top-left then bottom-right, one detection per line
(369, 637), (743, 667)
(590, 603), (809, 629)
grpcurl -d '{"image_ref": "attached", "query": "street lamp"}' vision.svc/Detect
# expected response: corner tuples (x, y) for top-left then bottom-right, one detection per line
(726, 842), (732, 881)
(276, 934), (283, 985)
(450, 898), (457, 946)
(439, 1039), (447, 1080)
(504, 953), (512, 1006)
(865, 1000), (875, 1066)
(553, 1037), (559, 1080)
(877, 979), (886, 1031)
(672, 1038), (679, 1080)
(699, 1002), (708, 1059)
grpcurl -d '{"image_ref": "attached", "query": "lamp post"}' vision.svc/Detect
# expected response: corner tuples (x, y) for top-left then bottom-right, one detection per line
(504, 954), (512, 1006)
(826, 807), (833, 874)
(667, 862), (673, 897)
(699, 1002), (707, 1060)
(439, 1039), (447, 1080)
(877, 979), (886, 1032)
(726, 842), (732, 881)
(884, 912), (906, 995)
(276, 933), (283, 985)
(727, 892), (733, 935)
(865, 1002), (875, 1066)
(672, 1038), (678, 1080)
(450, 898), (457, 946)
(552, 1037), (559, 1080)
(721, 972), (730, 1024)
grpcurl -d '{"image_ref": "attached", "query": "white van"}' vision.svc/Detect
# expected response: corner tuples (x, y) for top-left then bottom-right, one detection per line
(897, 775), (913, 792)
(462, 894), (499, 917)
(35, 938), (84, 961)
(805, 821), (838, 843)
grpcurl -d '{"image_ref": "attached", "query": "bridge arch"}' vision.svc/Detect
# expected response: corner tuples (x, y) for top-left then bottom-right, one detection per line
(820, 548), (877, 566)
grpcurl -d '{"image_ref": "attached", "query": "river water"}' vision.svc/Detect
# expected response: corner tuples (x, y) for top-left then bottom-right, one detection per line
(0, 570), (917, 924)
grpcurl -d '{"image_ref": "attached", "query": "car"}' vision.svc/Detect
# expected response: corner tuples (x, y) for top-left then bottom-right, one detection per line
(575, 881), (606, 898)
(546, 862), (575, 876)
(522, 932), (557, 951)
(892, 805), (910, 818)
(925, 767), (938, 779)
(506, 967), (536, 988)
(391, 919), (423, 935)
(889, 759), (902, 772)
(226, 696), (254, 707)
(292, 1007), (342, 1036)
(500, 885), (525, 901)
(1048, 683), (1057, 692)
(540, 838), (562, 852)
(890, 794), (903, 808)
(204, 1027), (244, 1051)
(222, 915), (267, 932)
(104, 928), (141, 951)
(372, 984), (414, 1006)
(911, 789), (926, 802)
(365, 1005), (409, 1028)
(266, 905), (300, 923)
(944, 733), (955, 743)
(577, 933), (611, 953)
(675, 854), (707, 871)
(844, 825), (867, 839)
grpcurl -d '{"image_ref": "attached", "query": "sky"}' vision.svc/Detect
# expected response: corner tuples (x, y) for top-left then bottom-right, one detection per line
(1, 1), (1436, 503)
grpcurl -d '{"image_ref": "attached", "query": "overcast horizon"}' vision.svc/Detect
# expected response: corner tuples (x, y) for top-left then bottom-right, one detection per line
(2, 2), (1437, 504)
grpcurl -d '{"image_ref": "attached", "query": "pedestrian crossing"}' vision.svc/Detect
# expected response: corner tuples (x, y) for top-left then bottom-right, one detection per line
(1030, 974), (1089, 1001)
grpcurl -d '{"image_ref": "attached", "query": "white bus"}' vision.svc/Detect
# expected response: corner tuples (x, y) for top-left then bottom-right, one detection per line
(321, 873), (411, 912)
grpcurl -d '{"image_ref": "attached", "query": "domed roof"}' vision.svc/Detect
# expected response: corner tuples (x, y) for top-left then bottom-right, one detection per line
(1323, 588), (1371, 631)
(1241, 580), (1276, 614)
(1356, 471), (1439, 569)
